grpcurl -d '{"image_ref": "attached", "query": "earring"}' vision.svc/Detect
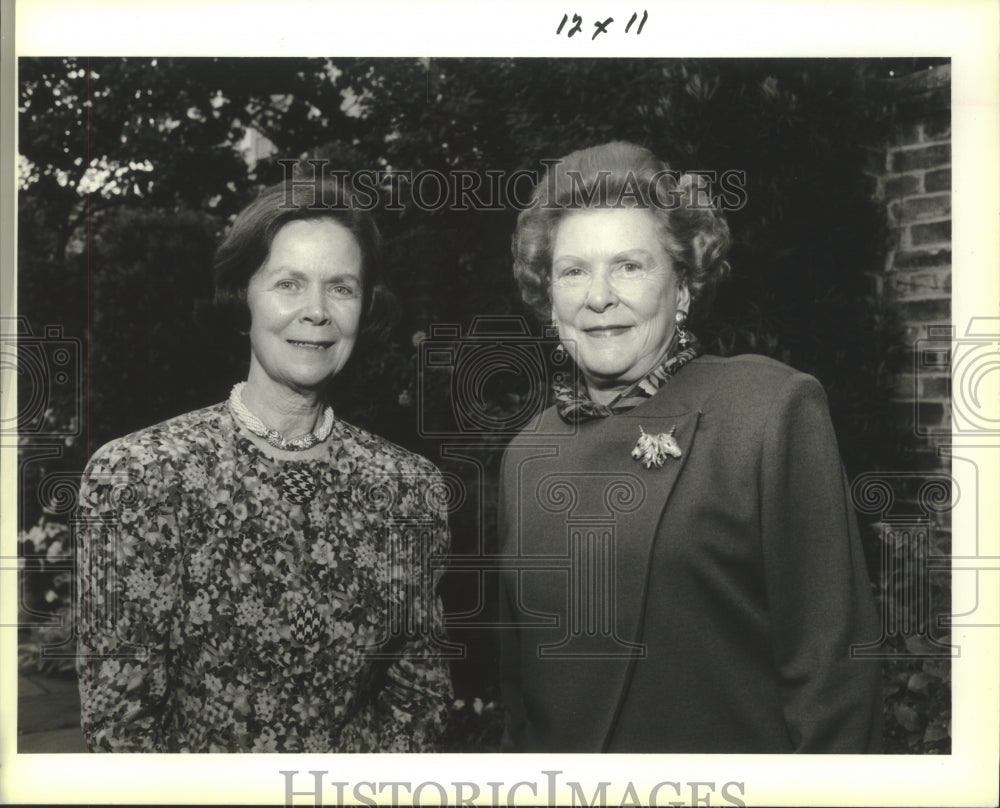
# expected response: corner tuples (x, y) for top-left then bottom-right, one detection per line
(547, 315), (560, 340)
(550, 318), (568, 365)
(675, 310), (691, 348)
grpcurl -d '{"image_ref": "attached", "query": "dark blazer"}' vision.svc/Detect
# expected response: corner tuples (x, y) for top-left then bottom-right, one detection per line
(498, 354), (882, 753)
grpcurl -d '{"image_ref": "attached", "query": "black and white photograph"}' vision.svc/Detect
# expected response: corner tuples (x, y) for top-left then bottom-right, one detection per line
(2, 0), (997, 805)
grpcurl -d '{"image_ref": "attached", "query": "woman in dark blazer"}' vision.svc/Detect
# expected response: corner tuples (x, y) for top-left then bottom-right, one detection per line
(498, 141), (881, 753)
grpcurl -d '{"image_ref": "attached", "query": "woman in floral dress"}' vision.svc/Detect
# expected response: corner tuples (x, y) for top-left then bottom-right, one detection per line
(75, 177), (453, 752)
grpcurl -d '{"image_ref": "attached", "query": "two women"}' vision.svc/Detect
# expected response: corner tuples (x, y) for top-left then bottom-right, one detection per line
(77, 141), (881, 753)
(76, 179), (452, 752)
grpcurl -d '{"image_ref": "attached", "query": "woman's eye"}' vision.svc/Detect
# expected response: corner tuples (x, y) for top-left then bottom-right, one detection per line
(611, 262), (645, 281)
(276, 280), (298, 291)
(331, 285), (359, 298)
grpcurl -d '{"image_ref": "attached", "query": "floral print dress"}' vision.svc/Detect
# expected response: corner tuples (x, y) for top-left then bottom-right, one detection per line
(75, 402), (453, 752)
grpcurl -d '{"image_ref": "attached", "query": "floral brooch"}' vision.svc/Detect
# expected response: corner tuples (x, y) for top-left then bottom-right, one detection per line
(631, 425), (682, 469)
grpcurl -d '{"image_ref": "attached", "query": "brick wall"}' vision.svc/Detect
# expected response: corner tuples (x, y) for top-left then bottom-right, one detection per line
(870, 63), (952, 475)
(866, 63), (952, 559)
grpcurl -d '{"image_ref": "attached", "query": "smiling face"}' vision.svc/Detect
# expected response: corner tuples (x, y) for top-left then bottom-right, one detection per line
(550, 207), (690, 403)
(245, 218), (363, 400)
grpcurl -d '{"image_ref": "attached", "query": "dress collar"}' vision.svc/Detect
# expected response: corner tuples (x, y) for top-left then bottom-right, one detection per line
(553, 332), (703, 423)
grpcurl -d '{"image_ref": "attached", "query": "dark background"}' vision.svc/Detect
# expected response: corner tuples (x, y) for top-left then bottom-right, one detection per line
(16, 56), (951, 752)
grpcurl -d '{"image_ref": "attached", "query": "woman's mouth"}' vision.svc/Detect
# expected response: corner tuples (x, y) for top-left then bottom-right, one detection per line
(287, 340), (333, 351)
(583, 326), (631, 338)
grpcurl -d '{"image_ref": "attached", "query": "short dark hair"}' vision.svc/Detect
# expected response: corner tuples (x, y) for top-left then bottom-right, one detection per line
(213, 174), (394, 337)
(511, 141), (731, 320)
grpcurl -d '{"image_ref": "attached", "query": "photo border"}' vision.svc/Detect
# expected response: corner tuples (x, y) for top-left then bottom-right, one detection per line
(2, 1), (997, 805)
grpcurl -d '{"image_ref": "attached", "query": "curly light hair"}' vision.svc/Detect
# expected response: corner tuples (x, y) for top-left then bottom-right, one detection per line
(511, 141), (732, 320)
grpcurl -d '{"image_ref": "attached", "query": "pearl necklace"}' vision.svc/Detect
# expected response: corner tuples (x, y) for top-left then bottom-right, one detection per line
(228, 382), (335, 451)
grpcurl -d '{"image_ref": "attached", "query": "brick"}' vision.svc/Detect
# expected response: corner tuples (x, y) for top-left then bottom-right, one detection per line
(901, 193), (951, 221)
(922, 113), (951, 142)
(892, 270), (948, 298)
(898, 297), (951, 323)
(896, 87), (951, 119)
(890, 144), (950, 172)
(891, 401), (946, 430)
(915, 344), (951, 368)
(892, 372), (916, 397)
(919, 375), (951, 400)
(897, 447), (952, 473)
(925, 168), (951, 193)
(883, 174), (922, 197)
(894, 249), (951, 270)
(922, 324), (956, 340)
(889, 123), (923, 147)
(910, 220), (951, 245)
(904, 321), (953, 345)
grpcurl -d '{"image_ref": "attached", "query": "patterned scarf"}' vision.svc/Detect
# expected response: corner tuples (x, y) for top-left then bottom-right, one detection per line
(553, 331), (703, 423)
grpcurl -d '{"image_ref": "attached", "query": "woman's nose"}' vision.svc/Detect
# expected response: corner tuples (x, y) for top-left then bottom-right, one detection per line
(301, 287), (330, 324)
(585, 270), (618, 311)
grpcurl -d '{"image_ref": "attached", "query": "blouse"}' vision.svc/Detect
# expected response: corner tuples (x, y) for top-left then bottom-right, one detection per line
(75, 402), (453, 752)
